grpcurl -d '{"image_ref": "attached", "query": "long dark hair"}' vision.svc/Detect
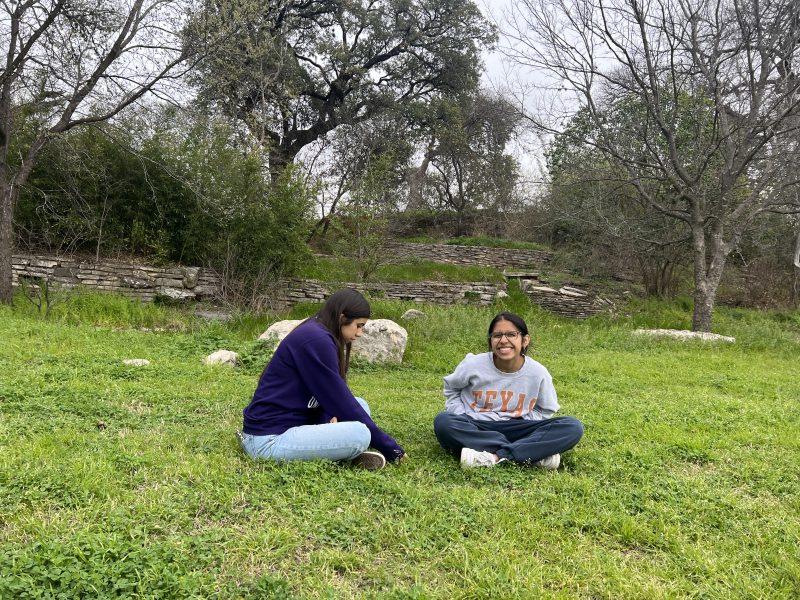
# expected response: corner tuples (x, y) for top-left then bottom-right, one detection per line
(314, 288), (371, 378)
(487, 311), (530, 355)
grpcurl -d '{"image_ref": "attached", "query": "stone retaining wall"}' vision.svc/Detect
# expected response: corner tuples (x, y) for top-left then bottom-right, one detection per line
(518, 277), (612, 319)
(12, 254), (220, 302)
(272, 278), (504, 308)
(388, 242), (553, 269)
(11, 255), (503, 307)
(11, 253), (611, 317)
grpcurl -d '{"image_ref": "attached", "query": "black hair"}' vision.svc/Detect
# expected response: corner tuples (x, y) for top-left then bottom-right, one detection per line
(487, 311), (530, 355)
(314, 288), (371, 378)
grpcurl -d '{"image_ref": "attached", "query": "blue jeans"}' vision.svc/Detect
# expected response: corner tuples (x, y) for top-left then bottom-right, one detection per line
(240, 398), (372, 462)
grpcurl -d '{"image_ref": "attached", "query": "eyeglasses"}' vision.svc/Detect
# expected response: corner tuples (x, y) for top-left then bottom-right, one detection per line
(490, 331), (521, 341)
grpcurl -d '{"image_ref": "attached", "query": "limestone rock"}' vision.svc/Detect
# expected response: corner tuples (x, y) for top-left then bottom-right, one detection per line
(182, 267), (200, 289)
(352, 319), (407, 364)
(401, 309), (427, 320)
(632, 329), (735, 343)
(119, 276), (151, 289)
(157, 287), (196, 302)
(258, 319), (305, 343)
(123, 359), (150, 367)
(559, 286), (589, 297)
(523, 283), (606, 319)
(204, 350), (239, 366)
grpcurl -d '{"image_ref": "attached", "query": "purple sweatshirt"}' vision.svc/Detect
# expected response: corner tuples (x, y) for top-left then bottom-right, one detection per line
(242, 318), (404, 460)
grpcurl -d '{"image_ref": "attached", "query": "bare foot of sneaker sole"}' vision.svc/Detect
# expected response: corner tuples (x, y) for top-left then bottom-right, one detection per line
(534, 454), (561, 470)
(352, 451), (386, 471)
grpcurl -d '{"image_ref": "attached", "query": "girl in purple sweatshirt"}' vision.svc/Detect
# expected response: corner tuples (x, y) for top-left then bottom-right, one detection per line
(240, 289), (405, 470)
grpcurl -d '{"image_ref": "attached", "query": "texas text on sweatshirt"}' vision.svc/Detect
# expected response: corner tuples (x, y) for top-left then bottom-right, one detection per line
(443, 352), (559, 421)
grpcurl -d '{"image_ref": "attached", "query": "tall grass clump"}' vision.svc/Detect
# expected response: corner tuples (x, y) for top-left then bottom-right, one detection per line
(12, 288), (191, 330)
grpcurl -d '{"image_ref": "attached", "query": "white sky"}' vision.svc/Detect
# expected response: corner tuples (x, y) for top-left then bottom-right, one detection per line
(478, 0), (551, 196)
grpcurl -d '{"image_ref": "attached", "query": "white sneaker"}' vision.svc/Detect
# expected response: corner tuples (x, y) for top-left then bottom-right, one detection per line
(534, 454), (561, 470)
(352, 451), (386, 471)
(460, 447), (501, 468)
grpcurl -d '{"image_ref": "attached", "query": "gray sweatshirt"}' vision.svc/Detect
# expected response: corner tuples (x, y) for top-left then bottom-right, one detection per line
(443, 352), (559, 421)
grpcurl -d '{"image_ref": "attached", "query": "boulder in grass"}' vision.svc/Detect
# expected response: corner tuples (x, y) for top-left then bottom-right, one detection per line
(632, 329), (735, 343)
(352, 319), (407, 364)
(258, 319), (304, 344)
(400, 309), (427, 320)
(123, 359), (150, 367)
(257, 318), (408, 363)
(204, 349), (239, 366)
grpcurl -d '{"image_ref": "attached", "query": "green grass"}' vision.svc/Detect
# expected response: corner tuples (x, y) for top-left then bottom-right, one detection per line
(297, 256), (505, 284)
(1, 293), (799, 598)
(442, 236), (550, 251)
(400, 235), (549, 251)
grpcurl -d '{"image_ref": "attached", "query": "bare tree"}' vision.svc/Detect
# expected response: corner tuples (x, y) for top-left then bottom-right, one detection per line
(505, 0), (800, 331)
(0, 0), (197, 304)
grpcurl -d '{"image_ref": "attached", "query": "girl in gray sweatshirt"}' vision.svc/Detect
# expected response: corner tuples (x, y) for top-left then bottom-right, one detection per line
(433, 311), (584, 469)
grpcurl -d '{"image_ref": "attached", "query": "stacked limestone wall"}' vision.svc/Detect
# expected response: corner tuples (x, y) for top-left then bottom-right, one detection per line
(522, 284), (611, 319)
(10, 251), (612, 317)
(388, 242), (552, 269)
(11, 255), (220, 302)
(274, 278), (503, 308)
(10, 255), (503, 307)
(505, 272), (613, 319)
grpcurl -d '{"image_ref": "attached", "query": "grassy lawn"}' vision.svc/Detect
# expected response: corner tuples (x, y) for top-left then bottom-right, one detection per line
(297, 256), (505, 284)
(1, 293), (799, 598)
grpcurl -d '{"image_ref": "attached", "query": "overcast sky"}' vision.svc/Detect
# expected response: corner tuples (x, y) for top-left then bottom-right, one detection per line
(476, 0), (552, 193)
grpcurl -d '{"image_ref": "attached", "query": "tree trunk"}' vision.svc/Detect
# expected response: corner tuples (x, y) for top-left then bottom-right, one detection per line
(690, 225), (729, 332)
(794, 227), (800, 269)
(692, 280), (716, 332)
(268, 147), (294, 185)
(405, 153), (432, 212)
(0, 182), (15, 304)
(0, 134), (47, 305)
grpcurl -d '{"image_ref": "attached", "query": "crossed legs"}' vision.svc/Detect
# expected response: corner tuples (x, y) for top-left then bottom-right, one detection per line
(433, 412), (584, 463)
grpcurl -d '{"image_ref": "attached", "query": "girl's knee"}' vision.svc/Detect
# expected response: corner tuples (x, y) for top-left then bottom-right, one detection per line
(354, 396), (371, 416)
(352, 422), (371, 452)
(564, 416), (585, 443)
(433, 411), (455, 435)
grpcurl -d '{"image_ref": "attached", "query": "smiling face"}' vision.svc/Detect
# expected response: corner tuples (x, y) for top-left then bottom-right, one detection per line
(340, 317), (368, 343)
(489, 318), (530, 370)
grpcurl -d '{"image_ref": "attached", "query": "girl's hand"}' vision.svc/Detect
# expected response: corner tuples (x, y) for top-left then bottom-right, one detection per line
(329, 416), (338, 423)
